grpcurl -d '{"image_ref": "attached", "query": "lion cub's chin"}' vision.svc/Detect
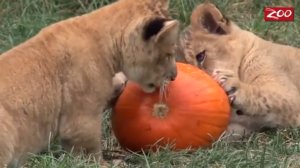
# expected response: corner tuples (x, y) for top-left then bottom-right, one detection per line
(141, 84), (158, 93)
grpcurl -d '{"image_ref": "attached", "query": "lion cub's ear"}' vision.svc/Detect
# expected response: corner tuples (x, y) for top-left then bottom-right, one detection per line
(155, 20), (180, 45)
(143, 18), (180, 45)
(156, 0), (170, 11)
(191, 3), (230, 35)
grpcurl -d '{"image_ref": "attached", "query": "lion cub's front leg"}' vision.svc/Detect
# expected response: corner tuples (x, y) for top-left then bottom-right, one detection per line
(212, 69), (300, 129)
(211, 69), (252, 137)
(59, 112), (103, 161)
(108, 72), (128, 109)
(59, 72), (127, 166)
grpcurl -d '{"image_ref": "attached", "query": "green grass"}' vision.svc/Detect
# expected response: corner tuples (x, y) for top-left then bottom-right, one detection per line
(1, 0), (300, 167)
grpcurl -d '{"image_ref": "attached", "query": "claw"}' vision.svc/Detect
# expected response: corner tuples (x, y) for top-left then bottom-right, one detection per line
(219, 78), (227, 85)
(228, 95), (236, 104)
(212, 74), (218, 80)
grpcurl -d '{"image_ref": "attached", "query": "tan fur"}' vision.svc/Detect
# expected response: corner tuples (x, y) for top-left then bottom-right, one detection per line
(178, 2), (300, 140)
(0, 0), (180, 167)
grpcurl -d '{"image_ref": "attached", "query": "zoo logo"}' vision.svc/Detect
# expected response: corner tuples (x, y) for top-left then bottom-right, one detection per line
(264, 7), (294, 22)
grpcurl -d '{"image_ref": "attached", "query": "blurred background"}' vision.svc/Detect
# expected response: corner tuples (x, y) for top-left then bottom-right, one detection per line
(0, 0), (299, 53)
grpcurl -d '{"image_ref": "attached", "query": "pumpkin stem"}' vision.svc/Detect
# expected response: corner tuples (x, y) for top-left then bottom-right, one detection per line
(153, 103), (169, 119)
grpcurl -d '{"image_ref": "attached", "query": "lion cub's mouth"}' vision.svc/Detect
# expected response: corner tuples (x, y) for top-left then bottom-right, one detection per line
(147, 83), (156, 89)
(143, 80), (170, 93)
(141, 83), (157, 93)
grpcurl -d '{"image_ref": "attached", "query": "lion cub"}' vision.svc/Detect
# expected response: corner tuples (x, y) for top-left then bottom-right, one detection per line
(178, 2), (300, 139)
(0, 0), (179, 167)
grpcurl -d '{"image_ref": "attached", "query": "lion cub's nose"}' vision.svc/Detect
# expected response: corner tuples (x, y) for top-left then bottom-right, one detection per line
(169, 69), (177, 81)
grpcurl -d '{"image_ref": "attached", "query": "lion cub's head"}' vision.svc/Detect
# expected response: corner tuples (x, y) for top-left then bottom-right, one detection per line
(178, 2), (248, 74)
(120, 0), (180, 93)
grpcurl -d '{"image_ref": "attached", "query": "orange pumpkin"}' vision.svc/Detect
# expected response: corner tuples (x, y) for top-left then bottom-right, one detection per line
(112, 62), (230, 152)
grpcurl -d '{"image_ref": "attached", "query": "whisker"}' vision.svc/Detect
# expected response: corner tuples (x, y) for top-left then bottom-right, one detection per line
(159, 80), (170, 104)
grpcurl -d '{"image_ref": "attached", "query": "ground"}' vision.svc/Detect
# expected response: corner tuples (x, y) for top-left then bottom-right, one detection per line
(0, 0), (300, 167)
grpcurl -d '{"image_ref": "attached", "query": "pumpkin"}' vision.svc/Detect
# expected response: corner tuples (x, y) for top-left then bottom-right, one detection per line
(112, 62), (230, 152)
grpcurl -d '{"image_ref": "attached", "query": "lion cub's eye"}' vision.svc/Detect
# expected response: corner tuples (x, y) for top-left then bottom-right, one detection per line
(196, 51), (206, 63)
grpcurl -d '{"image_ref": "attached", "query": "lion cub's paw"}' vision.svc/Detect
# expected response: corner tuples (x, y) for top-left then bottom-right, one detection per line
(221, 123), (253, 141)
(112, 72), (128, 95)
(212, 69), (240, 104)
(106, 72), (128, 109)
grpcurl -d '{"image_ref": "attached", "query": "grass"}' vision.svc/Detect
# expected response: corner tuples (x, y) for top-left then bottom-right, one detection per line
(1, 0), (300, 167)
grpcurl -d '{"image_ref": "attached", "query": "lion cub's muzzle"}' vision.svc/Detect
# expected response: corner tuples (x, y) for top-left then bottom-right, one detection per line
(165, 65), (177, 81)
(166, 66), (177, 81)
(143, 70), (177, 93)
